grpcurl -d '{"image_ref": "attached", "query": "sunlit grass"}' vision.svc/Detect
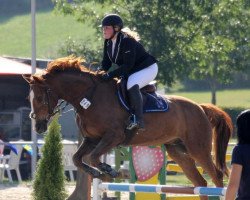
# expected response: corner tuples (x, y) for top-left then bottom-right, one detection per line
(169, 89), (250, 108)
(0, 10), (99, 59)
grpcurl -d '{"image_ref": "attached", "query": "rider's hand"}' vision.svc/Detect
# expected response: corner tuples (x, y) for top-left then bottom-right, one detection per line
(101, 73), (111, 81)
(96, 67), (103, 72)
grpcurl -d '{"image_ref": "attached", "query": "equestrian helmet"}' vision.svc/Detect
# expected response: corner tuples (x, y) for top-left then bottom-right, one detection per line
(101, 14), (123, 29)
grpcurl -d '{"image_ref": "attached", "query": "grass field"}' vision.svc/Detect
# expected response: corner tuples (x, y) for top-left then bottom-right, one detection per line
(0, 10), (99, 58)
(169, 89), (250, 108)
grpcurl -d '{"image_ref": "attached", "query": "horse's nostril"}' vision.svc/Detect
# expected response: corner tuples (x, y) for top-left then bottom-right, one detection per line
(35, 120), (48, 134)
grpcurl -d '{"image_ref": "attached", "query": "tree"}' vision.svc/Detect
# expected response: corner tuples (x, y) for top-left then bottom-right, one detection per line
(53, 0), (250, 104)
(182, 0), (250, 104)
(67, 131), (92, 200)
(52, 0), (194, 85)
(58, 37), (102, 65)
(32, 115), (67, 200)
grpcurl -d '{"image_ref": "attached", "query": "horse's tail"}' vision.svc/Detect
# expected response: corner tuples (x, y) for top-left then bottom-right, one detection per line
(200, 103), (233, 177)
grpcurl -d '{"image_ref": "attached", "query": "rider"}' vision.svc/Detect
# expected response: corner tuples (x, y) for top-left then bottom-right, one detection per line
(100, 14), (158, 131)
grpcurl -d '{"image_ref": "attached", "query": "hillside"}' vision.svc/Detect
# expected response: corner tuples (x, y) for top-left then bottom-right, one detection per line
(0, 0), (99, 59)
(0, 0), (54, 22)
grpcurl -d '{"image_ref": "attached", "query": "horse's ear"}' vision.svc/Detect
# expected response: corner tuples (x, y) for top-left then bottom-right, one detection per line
(32, 75), (46, 85)
(42, 73), (52, 80)
(22, 74), (46, 86)
(22, 74), (32, 83)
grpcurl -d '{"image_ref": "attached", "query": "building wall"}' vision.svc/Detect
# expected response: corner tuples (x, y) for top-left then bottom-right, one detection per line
(0, 73), (77, 141)
(0, 75), (30, 110)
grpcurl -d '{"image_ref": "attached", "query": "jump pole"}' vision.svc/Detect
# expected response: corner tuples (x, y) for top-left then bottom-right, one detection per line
(93, 180), (226, 200)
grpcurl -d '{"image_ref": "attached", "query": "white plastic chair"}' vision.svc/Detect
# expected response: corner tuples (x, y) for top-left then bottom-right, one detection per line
(0, 139), (4, 156)
(0, 144), (23, 183)
(62, 144), (77, 181)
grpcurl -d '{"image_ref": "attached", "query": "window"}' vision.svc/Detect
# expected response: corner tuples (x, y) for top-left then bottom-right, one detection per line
(0, 112), (21, 140)
(18, 107), (31, 140)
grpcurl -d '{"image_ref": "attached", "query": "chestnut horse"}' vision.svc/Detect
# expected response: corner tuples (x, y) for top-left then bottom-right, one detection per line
(23, 56), (232, 200)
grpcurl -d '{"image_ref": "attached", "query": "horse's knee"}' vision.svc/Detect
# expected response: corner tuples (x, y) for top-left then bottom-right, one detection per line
(73, 154), (82, 167)
(89, 153), (100, 167)
(217, 169), (223, 180)
(214, 168), (224, 186)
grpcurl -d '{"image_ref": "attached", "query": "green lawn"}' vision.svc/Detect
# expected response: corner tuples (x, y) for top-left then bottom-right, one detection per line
(0, 10), (99, 59)
(169, 89), (250, 108)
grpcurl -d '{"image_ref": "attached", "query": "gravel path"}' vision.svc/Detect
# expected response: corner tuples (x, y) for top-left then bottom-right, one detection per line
(0, 183), (75, 200)
(0, 183), (129, 200)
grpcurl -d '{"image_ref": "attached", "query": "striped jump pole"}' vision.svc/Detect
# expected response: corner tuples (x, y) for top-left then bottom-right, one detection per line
(93, 179), (226, 200)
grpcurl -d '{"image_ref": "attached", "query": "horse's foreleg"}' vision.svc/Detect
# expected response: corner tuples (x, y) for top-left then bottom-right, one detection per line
(97, 163), (119, 178)
(72, 138), (95, 167)
(89, 130), (125, 179)
(72, 138), (102, 178)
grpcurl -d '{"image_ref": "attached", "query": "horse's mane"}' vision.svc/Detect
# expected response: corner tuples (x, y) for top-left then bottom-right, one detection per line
(46, 56), (92, 75)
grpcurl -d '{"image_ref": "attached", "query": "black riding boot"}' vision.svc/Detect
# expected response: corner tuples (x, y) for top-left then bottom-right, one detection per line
(127, 84), (145, 131)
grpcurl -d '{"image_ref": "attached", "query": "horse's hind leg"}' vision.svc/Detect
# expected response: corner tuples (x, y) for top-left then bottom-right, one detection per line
(165, 142), (209, 200)
(188, 145), (224, 187)
(184, 132), (224, 187)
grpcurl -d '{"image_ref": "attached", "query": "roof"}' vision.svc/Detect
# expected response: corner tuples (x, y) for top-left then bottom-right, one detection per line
(0, 57), (43, 74)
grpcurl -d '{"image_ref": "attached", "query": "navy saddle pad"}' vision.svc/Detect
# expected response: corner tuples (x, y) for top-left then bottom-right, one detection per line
(117, 83), (169, 113)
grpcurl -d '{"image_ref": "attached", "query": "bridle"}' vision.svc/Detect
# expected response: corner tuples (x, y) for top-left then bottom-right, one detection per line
(29, 87), (66, 121)
(29, 71), (99, 121)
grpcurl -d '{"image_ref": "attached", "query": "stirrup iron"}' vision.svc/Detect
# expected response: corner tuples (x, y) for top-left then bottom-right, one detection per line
(126, 114), (139, 130)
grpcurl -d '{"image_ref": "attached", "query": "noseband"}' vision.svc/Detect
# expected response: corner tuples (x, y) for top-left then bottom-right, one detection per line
(29, 87), (64, 121)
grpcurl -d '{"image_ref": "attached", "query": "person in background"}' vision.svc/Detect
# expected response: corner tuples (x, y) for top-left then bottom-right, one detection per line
(0, 127), (7, 155)
(0, 127), (5, 140)
(0, 131), (4, 155)
(225, 109), (250, 200)
(100, 14), (158, 131)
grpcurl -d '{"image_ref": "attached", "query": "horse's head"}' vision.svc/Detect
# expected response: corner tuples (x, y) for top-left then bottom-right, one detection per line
(23, 56), (108, 133)
(23, 74), (59, 134)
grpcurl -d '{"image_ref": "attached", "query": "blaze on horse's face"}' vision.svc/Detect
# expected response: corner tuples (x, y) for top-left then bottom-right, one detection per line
(23, 74), (58, 134)
(29, 84), (50, 134)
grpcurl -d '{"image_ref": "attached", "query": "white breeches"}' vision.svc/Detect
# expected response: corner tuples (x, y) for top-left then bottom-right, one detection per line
(127, 63), (158, 89)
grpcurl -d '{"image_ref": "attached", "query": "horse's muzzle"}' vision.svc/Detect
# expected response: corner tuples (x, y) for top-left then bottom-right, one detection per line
(35, 120), (48, 134)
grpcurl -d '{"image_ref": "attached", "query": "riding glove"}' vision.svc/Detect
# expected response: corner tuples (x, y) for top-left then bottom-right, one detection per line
(102, 73), (111, 81)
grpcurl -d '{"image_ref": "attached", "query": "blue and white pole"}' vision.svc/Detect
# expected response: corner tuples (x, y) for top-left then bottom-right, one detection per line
(93, 180), (226, 200)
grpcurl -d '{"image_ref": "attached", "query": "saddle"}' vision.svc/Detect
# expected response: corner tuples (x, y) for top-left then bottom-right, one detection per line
(117, 78), (169, 113)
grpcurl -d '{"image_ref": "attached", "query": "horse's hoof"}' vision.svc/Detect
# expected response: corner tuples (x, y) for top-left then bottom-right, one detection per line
(99, 173), (113, 182)
(92, 171), (102, 178)
(117, 169), (130, 179)
(109, 169), (119, 178)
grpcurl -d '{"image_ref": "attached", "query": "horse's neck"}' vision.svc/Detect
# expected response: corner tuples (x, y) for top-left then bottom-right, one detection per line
(51, 73), (116, 109)
(50, 73), (89, 102)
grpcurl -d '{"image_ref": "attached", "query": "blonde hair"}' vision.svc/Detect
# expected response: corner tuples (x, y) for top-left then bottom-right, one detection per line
(121, 27), (140, 41)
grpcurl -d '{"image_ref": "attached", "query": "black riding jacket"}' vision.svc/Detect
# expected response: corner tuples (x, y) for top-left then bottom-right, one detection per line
(101, 32), (157, 78)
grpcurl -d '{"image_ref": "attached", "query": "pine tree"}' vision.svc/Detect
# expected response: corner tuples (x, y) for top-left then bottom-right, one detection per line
(32, 115), (67, 200)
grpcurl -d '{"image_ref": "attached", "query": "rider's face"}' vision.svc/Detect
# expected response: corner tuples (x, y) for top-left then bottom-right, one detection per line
(102, 26), (114, 39)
